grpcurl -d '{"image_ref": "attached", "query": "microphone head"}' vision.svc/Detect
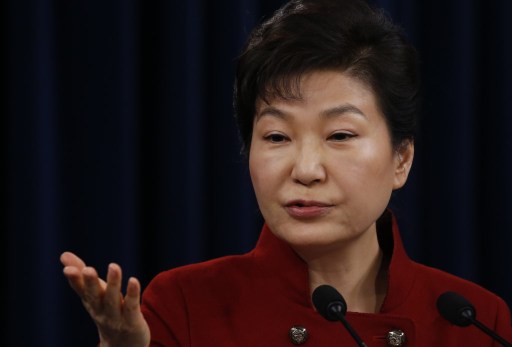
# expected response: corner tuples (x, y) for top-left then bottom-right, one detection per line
(312, 284), (347, 321)
(436, 291), (476, 327)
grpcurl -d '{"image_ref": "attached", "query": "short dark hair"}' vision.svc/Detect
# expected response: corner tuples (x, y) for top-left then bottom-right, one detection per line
(233, 0), (420, 155)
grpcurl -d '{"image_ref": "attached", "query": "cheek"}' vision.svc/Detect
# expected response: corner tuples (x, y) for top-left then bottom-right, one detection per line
(331, 145), (396, 193)
(249, 149), (289, 204)
(249, 151), (271, 199)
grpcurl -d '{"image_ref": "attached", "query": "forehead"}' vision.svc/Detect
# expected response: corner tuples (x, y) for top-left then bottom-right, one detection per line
(255, 70), (380, 117)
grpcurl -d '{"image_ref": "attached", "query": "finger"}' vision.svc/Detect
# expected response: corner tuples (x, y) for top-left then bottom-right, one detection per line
(123, 277), (142, 321)
(102, 263), (123, 319)
(60, 251), (87, 269)
(82, 266), (105, 313)
(61, 252), (88, 295)
(62, 265), (86, 296)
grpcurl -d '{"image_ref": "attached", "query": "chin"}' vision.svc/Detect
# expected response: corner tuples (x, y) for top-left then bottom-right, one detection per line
(269, 219), (355, 248)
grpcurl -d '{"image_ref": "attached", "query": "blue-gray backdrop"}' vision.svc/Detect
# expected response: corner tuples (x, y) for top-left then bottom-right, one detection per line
(4, 0), (512, 346)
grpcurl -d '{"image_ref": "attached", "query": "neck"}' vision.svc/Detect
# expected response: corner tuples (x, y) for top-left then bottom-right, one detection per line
(301, 225), (388, 313)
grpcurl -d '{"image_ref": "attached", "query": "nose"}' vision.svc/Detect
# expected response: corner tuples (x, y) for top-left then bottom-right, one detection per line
(290, 142), (327, 186)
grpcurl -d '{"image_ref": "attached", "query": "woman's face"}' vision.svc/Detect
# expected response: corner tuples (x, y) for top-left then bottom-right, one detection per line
(249, 70), (413, 253)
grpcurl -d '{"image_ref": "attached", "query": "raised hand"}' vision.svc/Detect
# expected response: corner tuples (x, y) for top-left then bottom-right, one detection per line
(60, 252), (150, 347)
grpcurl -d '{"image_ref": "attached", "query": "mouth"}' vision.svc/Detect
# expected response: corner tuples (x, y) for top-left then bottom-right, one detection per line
(285, 200), (332, 208)
(284, 200), (334, 219)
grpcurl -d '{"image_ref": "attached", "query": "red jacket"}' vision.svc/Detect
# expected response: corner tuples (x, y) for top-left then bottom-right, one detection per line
(141, 212), (512, 346)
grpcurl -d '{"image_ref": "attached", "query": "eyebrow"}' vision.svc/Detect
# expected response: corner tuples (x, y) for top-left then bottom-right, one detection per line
(256, 106), (289, 120)
(256, 103), (368, 120)
(320, 104), (368, 119)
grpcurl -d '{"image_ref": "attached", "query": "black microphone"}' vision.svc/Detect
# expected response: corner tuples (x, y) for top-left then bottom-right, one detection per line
(312, 284), (368, 347)
(437, 291), (512, 347)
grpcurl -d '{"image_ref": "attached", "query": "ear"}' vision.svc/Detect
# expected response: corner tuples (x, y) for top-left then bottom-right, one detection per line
(392, 140), (414, 190)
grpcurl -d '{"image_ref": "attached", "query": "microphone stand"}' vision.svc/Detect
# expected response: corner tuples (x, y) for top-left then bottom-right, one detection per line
(338, 315), (367, 347)
(462, 312), (512, 347)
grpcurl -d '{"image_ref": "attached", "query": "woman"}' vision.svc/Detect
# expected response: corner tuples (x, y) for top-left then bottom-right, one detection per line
(61, 0), (512, 346)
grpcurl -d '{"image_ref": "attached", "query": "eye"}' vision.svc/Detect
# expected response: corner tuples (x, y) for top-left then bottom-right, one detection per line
(264, 133), (289, 143)
(328, 132), (355, 142)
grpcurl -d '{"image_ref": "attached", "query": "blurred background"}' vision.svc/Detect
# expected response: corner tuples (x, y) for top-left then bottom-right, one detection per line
(3, 0), (512, 345)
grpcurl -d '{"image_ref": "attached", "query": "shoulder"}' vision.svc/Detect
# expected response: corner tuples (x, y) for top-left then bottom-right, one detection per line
(410, 261), (510, 316)
(144, 251), (256, 297)
(139, 253), (259, 345)
(407, 261), (512, 341)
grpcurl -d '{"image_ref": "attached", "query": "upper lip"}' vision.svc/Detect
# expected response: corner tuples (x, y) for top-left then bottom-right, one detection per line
(285, 199), (333, 207)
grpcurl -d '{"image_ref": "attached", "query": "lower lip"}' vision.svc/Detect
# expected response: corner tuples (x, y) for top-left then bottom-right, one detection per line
(285, 205), (333, 219)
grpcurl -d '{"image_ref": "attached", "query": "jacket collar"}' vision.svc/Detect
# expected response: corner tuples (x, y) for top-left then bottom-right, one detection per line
(251, 209), (417, 313)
